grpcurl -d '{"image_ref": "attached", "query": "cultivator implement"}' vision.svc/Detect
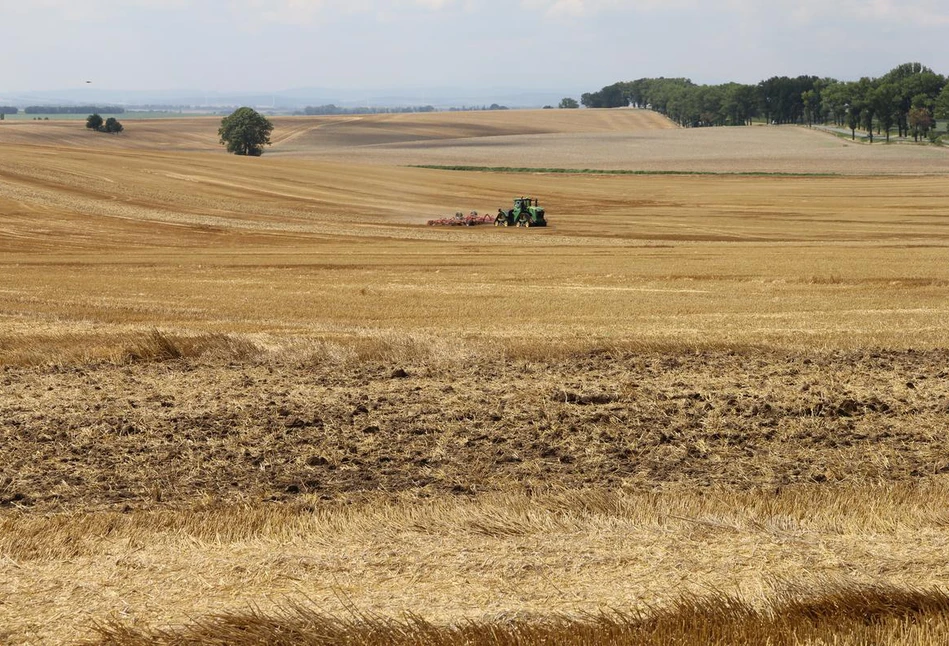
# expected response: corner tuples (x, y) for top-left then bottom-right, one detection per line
(427, 211), (496, 226)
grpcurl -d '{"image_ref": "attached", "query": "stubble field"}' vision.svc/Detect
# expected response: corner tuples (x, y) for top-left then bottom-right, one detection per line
(2, 108), (949, 644)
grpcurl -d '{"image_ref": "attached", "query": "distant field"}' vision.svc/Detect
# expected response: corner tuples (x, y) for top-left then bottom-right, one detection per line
(1, 110), (220, 121)
(0, 108), (670, 151)
(5, 108), (946, 173)
(332, 125), (949, 174)
(2, 108), (949, 645)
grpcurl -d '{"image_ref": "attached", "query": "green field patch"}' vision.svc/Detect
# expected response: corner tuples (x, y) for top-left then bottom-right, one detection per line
(410, 165), (839, 177)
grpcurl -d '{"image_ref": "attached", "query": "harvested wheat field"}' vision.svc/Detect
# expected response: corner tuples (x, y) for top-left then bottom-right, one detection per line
(2, 108), (949, 644)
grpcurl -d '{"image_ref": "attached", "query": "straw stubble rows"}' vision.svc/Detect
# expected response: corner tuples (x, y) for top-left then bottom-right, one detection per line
(2, 110), (949, 644)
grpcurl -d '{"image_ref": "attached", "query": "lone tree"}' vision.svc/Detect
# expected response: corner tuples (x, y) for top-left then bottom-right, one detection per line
(559, 97), (580, 109)
(218, 107), (273, 156)
(86, 113), (104, 131)
(103, 117), (124, 134)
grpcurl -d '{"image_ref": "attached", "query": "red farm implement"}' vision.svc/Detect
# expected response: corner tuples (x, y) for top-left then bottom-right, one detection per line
(427, 211), (496, 227)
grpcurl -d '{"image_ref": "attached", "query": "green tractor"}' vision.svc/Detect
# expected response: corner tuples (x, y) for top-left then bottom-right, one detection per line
(494, 197), (548, 228)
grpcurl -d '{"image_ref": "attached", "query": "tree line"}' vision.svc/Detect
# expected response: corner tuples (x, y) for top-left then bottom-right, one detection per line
(582, 62), (949, 142)
(0, 106), (17, 114)
(449, 104), (510, 112)
(24, 105), (126, 115)
(299, 104), (435, 115)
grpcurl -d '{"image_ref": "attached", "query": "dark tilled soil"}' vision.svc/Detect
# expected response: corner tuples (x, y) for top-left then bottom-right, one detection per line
(2, 350), (948, 513)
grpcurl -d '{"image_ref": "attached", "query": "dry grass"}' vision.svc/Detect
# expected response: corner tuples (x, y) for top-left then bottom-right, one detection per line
(3, 108), (949, 644)
(6, 485), (949, 643)
(2, 139), (949, 358)
(87, 586), (949, 646)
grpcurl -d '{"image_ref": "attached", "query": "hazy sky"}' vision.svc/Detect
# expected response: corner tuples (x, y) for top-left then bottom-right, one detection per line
(3, 0), (948, 93)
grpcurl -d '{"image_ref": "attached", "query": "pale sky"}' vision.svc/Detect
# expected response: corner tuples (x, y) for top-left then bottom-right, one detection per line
(3, 0), (948, 93)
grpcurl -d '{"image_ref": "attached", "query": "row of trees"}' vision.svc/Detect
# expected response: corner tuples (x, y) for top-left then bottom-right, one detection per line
(582, 63), (949, 142)
(85, 113), (124, 133)
(300, 104), (436, 115)
(448, 104), (510, 112)
(0, 106), (17, 114)
(26, 105), (125, 114)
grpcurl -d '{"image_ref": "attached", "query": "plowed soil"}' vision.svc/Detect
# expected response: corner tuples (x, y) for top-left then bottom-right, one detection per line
(3, 349), (948, 513)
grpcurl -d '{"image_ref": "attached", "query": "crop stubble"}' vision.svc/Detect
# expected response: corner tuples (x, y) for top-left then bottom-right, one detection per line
(1, 110), (949, 644)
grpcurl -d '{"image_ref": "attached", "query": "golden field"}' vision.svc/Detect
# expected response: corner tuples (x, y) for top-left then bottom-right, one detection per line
(2, 108), (949, 644)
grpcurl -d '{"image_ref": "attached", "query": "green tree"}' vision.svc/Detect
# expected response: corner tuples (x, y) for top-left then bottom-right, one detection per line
(86, 113), (104, 131)
(812, 78), (837, 124)
(692, 84), (721, 126)
(911, 93), (935, 111)
(722, 83), (757, 125)
(936, 85), (949, 132)
(757, 75), (818, 124)
(820, 81), (850, 126)
(850, 78), (875, 142)
(218, 107), (274, 156)
(883, 62), (944, 137)
(861, 105), (875, 143)
(103, 117), (124, 134)
(871, 83), (899, 142)
(580, 82), (629, 109)
(802, 90), (819, 126)
(559, 97), (579, 109)
(846, 100), (863, 141)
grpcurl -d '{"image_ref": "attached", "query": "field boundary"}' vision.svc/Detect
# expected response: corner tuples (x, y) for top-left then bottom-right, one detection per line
(410, 165), (841, 177)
